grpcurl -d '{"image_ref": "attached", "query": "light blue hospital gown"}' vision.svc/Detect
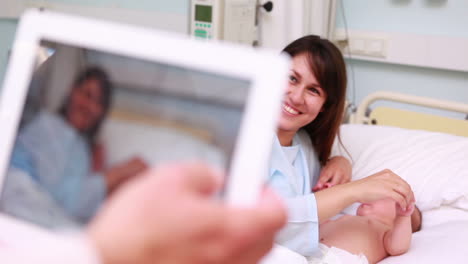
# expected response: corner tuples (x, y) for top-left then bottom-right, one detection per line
(268, 130), (321, 256)
(1, 111), (106, 228)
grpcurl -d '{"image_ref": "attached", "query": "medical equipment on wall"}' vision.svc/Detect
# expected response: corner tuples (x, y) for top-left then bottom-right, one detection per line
(258, 0), (338, 50)
(190, 0), (257, 45)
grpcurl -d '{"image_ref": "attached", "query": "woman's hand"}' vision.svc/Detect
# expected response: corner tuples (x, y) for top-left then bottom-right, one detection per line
(105, 157), (149, 194)
(396, 202), (415, 217)
(350, 169), (415, 211)
(313, 156), (352, 192)
(315, 169), (414, 223)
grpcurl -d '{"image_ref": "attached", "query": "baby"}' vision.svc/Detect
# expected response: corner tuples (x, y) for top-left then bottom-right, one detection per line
(308, 199), (422, 264)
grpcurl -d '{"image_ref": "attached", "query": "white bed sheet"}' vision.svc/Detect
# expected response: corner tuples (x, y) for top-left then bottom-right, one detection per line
(380, 217), (468, 264)
(263, 124), (468, 264)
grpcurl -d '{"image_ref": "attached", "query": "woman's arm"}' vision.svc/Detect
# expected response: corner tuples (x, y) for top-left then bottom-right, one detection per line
(104, 157), (149, 194)
(91, 143), (106, 172)
(314, 181), (356, 223)
(315, 169), (414, 223)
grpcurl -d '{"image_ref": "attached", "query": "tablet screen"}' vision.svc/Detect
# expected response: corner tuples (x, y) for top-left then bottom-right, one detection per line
(0, 40), (250, 229)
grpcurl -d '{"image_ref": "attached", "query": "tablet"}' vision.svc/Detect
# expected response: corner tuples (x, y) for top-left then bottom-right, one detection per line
(0, 10), (289, 230)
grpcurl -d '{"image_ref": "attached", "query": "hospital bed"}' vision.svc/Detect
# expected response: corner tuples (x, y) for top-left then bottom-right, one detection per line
(100, 107), (226, 168)
(262, 91), (468, 264)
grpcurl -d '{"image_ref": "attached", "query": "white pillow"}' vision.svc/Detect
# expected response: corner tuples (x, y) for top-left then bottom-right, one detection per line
(333, 124), (468, 212)
(99, 118), (225, 168)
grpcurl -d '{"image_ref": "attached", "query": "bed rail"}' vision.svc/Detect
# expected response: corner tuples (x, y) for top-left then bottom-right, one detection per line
(350, 91), (468, 124)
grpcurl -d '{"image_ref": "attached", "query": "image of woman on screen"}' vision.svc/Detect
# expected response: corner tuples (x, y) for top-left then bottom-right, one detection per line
(3, 67), (148, 227)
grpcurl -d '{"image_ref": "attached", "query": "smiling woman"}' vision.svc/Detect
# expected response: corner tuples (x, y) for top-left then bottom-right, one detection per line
(267, 35), (416, 259)
(279, 36), (347, 165)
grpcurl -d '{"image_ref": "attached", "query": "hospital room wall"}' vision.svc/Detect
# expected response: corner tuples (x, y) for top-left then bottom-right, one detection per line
(0, 19), (17, 87)
(0, 0), (189, 88)
(337, 0), (468, 117)
(2, 0), (468, 116)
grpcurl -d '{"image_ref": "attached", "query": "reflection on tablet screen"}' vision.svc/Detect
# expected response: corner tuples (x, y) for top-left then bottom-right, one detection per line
(0, 41), (250, 229)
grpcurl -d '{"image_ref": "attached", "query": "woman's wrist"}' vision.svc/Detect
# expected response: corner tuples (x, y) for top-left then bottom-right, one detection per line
(339, 180), (362, 204)
(315, 182), (359, 222)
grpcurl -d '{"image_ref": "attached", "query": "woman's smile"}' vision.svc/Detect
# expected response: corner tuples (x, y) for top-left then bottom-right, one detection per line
(282, 102), (301, 116)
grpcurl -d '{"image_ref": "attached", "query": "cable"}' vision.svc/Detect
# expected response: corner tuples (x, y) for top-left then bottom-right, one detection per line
(339, 0), (356, 113)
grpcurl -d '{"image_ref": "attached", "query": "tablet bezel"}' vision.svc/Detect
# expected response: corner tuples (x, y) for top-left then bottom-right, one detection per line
(0, 9), (289, 214)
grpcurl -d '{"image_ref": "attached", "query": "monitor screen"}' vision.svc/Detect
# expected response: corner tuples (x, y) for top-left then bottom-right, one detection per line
(0, 40), (250, 229)
(195, 5), (213, 23)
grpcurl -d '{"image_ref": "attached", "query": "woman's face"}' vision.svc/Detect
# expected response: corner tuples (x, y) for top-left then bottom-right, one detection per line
(67, 78), (104, 132)
(278, 53), (327, 135)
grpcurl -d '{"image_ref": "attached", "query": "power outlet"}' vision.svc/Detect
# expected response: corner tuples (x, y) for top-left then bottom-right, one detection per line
(365, 38), (387, 58)
(334, 29), (388, 59)
(349, 37), (387, 58)
(349, 38), (365, 54)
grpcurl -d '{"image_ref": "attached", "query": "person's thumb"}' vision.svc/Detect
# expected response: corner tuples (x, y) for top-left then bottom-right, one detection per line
(176, 162), (223, 196)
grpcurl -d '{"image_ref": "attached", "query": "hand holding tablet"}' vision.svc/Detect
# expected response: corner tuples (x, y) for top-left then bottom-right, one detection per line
(0, 162), (287, 264)
(0, 9), (290, 264)
(0, 9), (289, 229)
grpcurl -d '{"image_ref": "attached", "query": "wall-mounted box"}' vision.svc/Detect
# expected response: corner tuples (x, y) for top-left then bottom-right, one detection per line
(335, 29), (468, 73)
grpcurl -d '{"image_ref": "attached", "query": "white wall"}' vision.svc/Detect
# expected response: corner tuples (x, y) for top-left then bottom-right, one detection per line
(0, 20), (17, 86)
(337, 0), (468, 117)
(1, 0), (467, 119)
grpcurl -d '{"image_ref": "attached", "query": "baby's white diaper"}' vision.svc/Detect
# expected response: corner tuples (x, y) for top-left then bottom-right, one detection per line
(307, 243), (368, 264)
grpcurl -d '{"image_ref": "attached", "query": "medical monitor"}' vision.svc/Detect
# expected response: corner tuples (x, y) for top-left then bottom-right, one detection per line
(0, 10), (288, 231)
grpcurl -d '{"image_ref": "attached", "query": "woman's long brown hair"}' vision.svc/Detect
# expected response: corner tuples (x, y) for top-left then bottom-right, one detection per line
(282, 35), (347, 166)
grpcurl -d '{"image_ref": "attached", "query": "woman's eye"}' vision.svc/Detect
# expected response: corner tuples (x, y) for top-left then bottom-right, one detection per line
(308, 87), (320, 95)
(289, 75), (298, 83)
